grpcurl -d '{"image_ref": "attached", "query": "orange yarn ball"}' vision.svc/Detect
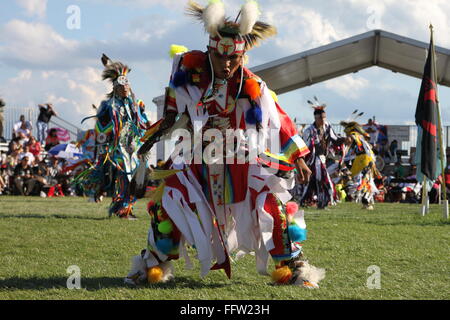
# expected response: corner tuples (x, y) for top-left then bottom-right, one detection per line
(244, 78), (261, 101)
(147, 266), (164, 284)
(271, 266), (293, 284)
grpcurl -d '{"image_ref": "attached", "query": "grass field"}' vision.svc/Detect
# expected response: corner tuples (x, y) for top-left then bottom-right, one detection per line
(0, 196), (449, 300)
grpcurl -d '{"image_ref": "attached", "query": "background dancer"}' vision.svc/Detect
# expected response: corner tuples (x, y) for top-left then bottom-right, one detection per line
(341, 119), (381, 210)
(77, 55), (148, 219)
(293, 98), (343, 209)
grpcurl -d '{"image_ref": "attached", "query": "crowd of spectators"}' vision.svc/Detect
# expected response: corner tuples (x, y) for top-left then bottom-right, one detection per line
(0, 109), (74, 197)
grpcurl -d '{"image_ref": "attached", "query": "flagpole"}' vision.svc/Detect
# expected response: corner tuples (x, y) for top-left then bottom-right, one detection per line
(421, 176), (427, 216)
(430, 24), (449, 219)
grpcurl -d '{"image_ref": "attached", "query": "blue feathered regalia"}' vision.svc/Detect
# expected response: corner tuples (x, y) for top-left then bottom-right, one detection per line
(78, 54), (148, 219)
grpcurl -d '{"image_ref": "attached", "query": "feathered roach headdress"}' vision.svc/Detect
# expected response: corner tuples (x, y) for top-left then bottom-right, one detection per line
(340, 109), (369, 137)
(307, 96), (327, 115)
(186, 0), (277, 55)
(101, 54), (131, 98)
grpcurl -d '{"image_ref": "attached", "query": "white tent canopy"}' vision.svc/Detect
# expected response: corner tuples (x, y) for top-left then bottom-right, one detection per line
(252, 29), (450, 94)
(152, 29), (450, 160)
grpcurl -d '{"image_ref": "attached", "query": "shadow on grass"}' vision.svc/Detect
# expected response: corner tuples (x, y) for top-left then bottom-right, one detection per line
(364, 218), (450, 227)
(0, 213), (109, 221)
(0, 276), (228, 291)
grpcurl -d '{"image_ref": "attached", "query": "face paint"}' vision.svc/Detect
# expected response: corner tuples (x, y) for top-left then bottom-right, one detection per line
(208, 36), (245, 57)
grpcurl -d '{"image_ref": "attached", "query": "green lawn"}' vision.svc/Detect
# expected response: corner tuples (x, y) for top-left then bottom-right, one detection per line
(0, 196), (449, 300)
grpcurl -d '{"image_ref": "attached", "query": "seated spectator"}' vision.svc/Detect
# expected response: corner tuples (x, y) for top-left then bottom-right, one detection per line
(6, 147), (20, 171)
(31, 159), (49, 196)
(44, 128), (60, 151)
(393, 160), (406, 179)
(27, 136), (41, 157)
(13, 156), (37, 195)
(429, 175), (443, 204)
(7, 137), (22, 155)
(18, 145), (35, 166)
(16, 121), (32, 146)
(13, 115), (32, 139)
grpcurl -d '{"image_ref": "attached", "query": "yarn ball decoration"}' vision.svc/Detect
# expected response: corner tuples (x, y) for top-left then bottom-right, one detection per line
(169, 44), (189, 58)
(288, 224), (307, 242)
(271, 266), (292, 284)
(157, 220), (173, 234)
(147, 266), (164, 284)
(245, 105), (262, 125)
(172, 70), (189, 88)
(244, 78), (261, 101)
(156, 238), (174, 255)
(285, 201), (298, 215)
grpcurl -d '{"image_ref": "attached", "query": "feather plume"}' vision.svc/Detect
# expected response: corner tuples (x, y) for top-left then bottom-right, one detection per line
(102, 60), (131, 83)
(134, 155), (149, 189)
(239, 0), (260, 35)
(243, 21), (277, 50)
(186, 0), (204, 22)
(203, 0), (225, 37)
(187, 0), (225, 37)
(101, 53), (111, 67)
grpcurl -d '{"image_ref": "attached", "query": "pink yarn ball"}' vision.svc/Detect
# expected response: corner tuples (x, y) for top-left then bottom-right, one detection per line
(285, 201), (299, 215)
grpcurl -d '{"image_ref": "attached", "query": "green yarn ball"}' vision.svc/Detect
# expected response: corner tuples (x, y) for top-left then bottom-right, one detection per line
(158, 220), (173, 234)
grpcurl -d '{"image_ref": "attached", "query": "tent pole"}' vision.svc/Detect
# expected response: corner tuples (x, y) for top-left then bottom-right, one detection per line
(431, 24), (449, 219)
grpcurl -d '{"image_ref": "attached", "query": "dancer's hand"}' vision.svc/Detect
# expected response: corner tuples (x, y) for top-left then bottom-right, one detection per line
(295, 158), (312, 184)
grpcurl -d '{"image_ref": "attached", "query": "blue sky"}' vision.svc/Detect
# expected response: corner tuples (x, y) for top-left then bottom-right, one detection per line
(1, 0), (450, 130)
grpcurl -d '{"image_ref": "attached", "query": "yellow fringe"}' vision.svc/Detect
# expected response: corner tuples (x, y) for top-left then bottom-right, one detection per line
(145, 182), (166, 202)
(269, 89), (278, 103)
(150, 169), (181, 180)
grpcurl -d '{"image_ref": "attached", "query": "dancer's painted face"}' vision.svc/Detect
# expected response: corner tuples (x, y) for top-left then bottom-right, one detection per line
(314, 112), (326, 125)
(115, 83), (130, 98)
(209, 49), (244, 80)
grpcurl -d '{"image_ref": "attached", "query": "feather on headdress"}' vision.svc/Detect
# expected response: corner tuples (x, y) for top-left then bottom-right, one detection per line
(307, 96), (327, 114)
(340, 120), (369, 139)
(101, 53), (131, 84)
(186, 0), (276, 51)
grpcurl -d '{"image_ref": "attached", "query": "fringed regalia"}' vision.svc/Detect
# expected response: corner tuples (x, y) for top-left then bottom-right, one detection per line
(77, 56), (148, 218)
(341, 121), (380, 209)
(125, 0), (325, 289)
(295, 121), (340, 208)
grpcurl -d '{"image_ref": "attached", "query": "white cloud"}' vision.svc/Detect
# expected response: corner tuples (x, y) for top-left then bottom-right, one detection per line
(323, 74), (369, 100)
(0, 67), (109, 130)
(0, 20), (80, 69)
(15, 0), (47, 19)
(262, 3), (346, 54)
